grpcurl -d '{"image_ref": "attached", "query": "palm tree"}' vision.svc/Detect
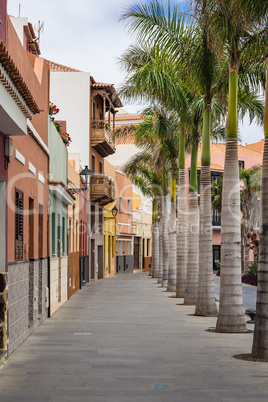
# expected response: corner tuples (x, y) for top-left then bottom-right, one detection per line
(184, 136), (200, 305)
(198, 0), (263, 332)
(120, 0), (264, 310)
(239, 0), (268, 357)
(176, 130), (187, 297)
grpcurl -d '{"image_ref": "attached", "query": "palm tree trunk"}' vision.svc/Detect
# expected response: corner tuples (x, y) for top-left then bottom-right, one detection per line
(152, 198), (159, 278)
(216, 65), (247, 332)
(157, 200), (163, 284)
(176, 131), (187, 297)
(252, 59), (268, 358)
(167, 175), (177, 292)
(185, 145), (199, 305)
(162, 195), (169, 288)
(195, 106), (217, 316)
(176, 168), (187, 297)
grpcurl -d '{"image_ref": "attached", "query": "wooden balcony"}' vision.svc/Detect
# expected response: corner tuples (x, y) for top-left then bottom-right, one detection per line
(91, 119), (115, 157)
(90, 175), (115, 206)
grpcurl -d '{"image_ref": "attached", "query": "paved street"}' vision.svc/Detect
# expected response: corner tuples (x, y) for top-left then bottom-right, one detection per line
(0, 272), (267, 402)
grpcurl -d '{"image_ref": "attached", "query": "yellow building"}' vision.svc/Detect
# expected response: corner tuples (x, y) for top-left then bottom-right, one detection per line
(132, 192), (152, 271)
(103, 161), (117, 277)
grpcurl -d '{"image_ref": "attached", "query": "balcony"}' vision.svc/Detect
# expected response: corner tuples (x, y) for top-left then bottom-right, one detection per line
(90, 175), (115, 206)
(91, 119), (115, 157)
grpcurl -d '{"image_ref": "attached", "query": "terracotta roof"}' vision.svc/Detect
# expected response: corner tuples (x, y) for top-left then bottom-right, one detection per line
(0, 40), (40, 115)
(197, 162), (224, 171)
(245, 139), (264, 153)
(115, 114), (142, 121)
(46, 59), (81, 72)
(91, 79), (123, 108)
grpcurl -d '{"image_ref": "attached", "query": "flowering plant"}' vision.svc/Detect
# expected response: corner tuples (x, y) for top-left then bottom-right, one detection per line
(52, 120), (72, 147)
(60, 132), (72, 147)
(49, 101), (59, 121)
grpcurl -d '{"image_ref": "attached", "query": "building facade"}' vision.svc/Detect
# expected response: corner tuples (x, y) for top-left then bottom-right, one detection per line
(103, 160), (117, 277)
(48, 119), (74, 315)
(49, 64), (121, 280)
(115, 170), (134, 274)
(5, 14), (50, 355)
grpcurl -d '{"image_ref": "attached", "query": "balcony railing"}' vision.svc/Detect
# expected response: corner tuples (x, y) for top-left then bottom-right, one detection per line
(91, 119), (115, 157)
(90, 175), (115, 205)
(212, 209), (221, 226)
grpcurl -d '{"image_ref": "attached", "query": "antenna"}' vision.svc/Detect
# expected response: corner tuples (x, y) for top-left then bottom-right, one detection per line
(36, 20), (45, 45)
(19, 4), (21, 17)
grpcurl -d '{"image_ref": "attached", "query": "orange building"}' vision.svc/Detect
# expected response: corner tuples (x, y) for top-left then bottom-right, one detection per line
(3, 13), (50, 355)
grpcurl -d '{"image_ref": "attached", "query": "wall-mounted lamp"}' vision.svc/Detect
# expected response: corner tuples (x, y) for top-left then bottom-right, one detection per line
(104, 205), (118, 221)
(68, 165), (94, 194)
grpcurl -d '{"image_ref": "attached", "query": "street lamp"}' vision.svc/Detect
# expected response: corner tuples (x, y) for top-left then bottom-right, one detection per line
(68, 166), (94, 194)
(104, 205), (118, 221)
(79, 165), (94, 187)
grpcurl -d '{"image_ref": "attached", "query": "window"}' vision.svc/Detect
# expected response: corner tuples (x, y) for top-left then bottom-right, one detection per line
(147, 239), (150, 257)
(15, 188), (24, 261)
(93, 100), (96, 120)
(91, 154), (95, 173)
(127, 200), (131, 214)
(119, 197), (123, 213)
(52, 213), (56, 256)
(38, 204), (43, 257)
(29, 198), (34, 259)
(238, 160), (245, 170)
(57, 214), (61, 257)
(62, 217), (65, 254)
(99, 160), (103, 174)
(76, 222), (79, 252)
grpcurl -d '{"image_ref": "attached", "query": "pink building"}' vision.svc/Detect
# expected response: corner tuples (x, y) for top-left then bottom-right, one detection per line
(184, 143), (263, 269)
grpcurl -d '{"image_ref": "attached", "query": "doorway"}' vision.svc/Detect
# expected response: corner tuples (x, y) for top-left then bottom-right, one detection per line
(134, 238), (140, 270)
(91, 239), (95, 279)
(98, 245), (104, 279)
(213, 245), (221, 270)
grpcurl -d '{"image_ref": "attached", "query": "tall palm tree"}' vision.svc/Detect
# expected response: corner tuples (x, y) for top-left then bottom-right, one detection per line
(176, 130), (187, 298)
(240, 0), (268, 357)
(184, 137), (200, 305)
(120, 0), (264, 310)
(192, 0), (262, 332)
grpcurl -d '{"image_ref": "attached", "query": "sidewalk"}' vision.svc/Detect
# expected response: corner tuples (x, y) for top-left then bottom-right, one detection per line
(0, 272), (267, 402)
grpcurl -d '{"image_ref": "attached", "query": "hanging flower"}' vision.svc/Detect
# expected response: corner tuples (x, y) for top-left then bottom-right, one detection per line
(49, 101), (60, 120)
(60, 131), (72, 147)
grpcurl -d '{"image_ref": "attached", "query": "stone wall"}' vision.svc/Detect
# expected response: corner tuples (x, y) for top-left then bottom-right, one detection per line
(8, 258), (48, 355)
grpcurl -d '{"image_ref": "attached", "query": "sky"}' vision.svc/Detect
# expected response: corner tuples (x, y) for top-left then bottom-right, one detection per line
(7, 0), (264, 146)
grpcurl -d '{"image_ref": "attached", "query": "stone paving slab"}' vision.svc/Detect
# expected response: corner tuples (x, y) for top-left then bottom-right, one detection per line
(0, 272), (267, 401)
